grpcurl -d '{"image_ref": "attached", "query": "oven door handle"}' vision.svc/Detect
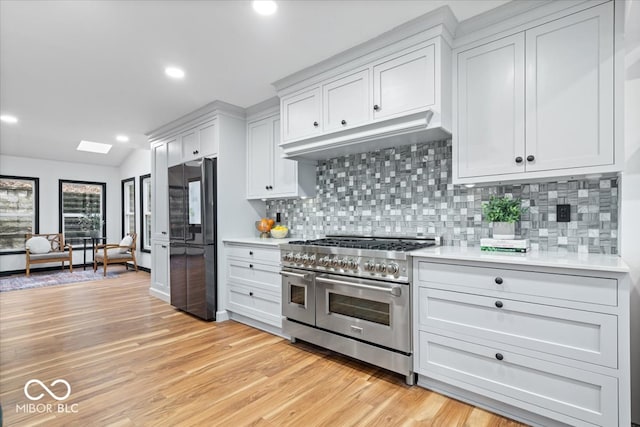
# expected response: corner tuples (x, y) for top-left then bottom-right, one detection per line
(316, 277), (402, 297)
(280, 271), (312, 280)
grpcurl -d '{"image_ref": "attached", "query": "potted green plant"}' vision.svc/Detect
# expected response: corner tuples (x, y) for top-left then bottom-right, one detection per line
(77, 205), (104, 238)
(483, 196), (526, 240)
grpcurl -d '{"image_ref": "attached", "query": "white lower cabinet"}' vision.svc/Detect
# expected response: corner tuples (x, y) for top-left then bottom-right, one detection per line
(413, 259), (630, 427)
(224, 242), (282, 332)
(150, 240), (170, 301)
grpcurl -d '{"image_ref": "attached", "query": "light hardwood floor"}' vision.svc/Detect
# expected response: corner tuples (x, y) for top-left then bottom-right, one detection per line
(0, 271), (525, 426)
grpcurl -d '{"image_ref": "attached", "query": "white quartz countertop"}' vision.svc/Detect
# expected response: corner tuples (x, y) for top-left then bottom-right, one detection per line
(409, 246), (630, 273)
(222, 237), (296, 247)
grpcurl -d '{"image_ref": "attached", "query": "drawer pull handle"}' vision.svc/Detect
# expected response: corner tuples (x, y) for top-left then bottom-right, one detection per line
(495, 353), (504, 361)
(249, 264), (253, 269)
(495, 300), (503, 308)
(249, 291), (254, 296)
(494, 277), (503, 285)
(249, 251), (253, 255)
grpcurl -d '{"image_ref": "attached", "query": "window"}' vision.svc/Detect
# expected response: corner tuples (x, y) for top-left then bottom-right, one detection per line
(139, 174), (151, 252)
(122, 177), (135, 237)
(59, 180), (106, 245)
(0, 175), (39, 253)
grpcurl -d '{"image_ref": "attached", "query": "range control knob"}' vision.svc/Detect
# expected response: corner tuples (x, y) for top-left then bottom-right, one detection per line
(338, 258), (348, 268)
(347, 259), (358, 270)
(331, 258), (340, 268)
(294, 253), (302, 263)
(319, 256), (329, 266)
(285, 252), (294, 262)
(387, 263), (399, 275)
(376, 263), (387, 273)
(364, 261), (374, 271)
(302, 254), (310, 264)
(308, 255), (316, 265)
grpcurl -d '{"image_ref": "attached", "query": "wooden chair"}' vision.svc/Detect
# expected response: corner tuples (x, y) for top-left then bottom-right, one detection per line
(93, 233), (138, 277)
(25, 233), (73, 277)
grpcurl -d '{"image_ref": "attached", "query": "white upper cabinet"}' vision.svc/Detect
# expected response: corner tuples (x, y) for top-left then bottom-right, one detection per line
(456, 34), (525, 179)
(525, 3), (614, 172)
(247, 110), (315, 200)
(281, 87), (322, 142)
(373, 45), (436, 121)
(180, 127), (199, 162)
(322, 69), (370, 132)
(197, 119), (219, 158)
(453, 2), (618, 184)
(167, 136), (182, 167)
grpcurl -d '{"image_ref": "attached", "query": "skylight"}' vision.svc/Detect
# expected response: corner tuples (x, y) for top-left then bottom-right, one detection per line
(77, 140), (112, 154)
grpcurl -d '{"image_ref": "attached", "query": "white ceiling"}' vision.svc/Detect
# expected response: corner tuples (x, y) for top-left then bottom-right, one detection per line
(0, 0), (508, 167)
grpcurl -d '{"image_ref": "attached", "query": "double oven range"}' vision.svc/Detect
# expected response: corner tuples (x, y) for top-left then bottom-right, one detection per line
(280, 235), (437, 385)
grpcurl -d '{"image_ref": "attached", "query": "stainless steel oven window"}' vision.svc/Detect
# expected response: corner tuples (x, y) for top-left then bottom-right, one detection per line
(328, 293), (391, 325)
(290, 284), (306, 306)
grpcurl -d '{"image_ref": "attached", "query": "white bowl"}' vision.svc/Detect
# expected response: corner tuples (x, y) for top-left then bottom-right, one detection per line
(270, 228), (289, 239)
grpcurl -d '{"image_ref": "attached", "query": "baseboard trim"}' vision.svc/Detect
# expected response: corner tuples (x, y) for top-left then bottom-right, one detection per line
(228, 311), (286, 339)
(149, 287), (170, 302)
(215, 310), (229, 322)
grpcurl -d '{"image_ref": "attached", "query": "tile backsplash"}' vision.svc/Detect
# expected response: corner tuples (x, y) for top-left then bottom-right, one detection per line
(266, 140), (619, 254)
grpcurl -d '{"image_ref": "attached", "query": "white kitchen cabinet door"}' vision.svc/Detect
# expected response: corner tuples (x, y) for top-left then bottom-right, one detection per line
(151, 141), (169, 239)
(246, 118), (273, 198)
(373, 45), (435, 121)
(198, 119), (218, 158)
(525, 2), (614, 172)
(151, 240), (170, 293)
(271, 118), (298, 197)
(180, 127), (199, 162)
(281, 86), (322, 142)
(167, 136), (182, 167)
(456, 34), (525, 178)
(322, 69), (370, 133)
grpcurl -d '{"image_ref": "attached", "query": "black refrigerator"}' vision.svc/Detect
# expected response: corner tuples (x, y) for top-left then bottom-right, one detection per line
(168, 158), (217, 320)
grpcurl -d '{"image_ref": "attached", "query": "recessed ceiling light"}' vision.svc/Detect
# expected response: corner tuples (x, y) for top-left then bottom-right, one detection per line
(165, 67), (185, 79)
(253, 0), (277, 16)
(0, 115), (18, 124)
(464, 184), (476, 188)
(116, 135), (129, 142)
(77, 140), (112, 154)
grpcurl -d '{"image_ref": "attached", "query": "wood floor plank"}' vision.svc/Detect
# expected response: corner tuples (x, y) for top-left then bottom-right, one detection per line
(0, 272), (527, 426)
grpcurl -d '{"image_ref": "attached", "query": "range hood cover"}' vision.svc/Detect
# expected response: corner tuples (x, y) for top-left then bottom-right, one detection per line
(280, 110), (450, 161)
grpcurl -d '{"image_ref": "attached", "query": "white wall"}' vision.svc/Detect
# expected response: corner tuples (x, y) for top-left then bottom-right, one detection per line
(118, 148), (151, 270)
(622, 0), (640, 423)
(0, 154), (122, 272)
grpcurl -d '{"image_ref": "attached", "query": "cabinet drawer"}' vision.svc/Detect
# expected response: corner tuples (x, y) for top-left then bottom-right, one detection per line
(225, 245), (280, 264)
(418, 332), (618, 426)
(228, 283), (281, 327)
(227, 259), (280, 292)
(418, 288), (617, 368)
(416, 261), (617, 306)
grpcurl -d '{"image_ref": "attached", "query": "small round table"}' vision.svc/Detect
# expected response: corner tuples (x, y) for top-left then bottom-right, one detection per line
(82, 237), (107, 270)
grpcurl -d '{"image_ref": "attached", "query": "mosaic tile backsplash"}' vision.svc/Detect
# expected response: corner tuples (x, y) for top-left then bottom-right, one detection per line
(266, 140), (619, 254)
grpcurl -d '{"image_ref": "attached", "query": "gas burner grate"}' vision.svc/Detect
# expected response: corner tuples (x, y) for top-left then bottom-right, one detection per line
(287, 238), (435, 252)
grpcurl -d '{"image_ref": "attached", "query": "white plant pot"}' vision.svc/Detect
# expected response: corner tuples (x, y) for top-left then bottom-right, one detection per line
(492, 222), (515, 240)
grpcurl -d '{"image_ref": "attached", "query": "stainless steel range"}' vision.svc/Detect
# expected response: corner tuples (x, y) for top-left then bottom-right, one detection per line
(279, 235), (438, 385)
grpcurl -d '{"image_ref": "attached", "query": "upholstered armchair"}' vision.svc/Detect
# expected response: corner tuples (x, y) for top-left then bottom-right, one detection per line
(93, 233), (138, 276)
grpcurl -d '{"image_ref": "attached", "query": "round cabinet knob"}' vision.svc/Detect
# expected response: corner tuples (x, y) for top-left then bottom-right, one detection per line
(265, 185), (269, 190)
(341, 120), (347, 125)
(376, 263), (387, 273)
(308, 255), (316, 265)
(249, 264), (253, 269)
(249, 291), (254, 297)
(495, 353), (504, 361)
(515, 156), (523, 163)
(373, 105), (380, 111)
(494, 277), (503, 285)
(294, 254), (302, 263)
(387, 263), (399, 275)
(495, 300), (504, 308)
(249, 251), (253, 255)
(313, 121), (319, 127)
(268, 185), (273, 190)
(526, 155), (535, 162)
